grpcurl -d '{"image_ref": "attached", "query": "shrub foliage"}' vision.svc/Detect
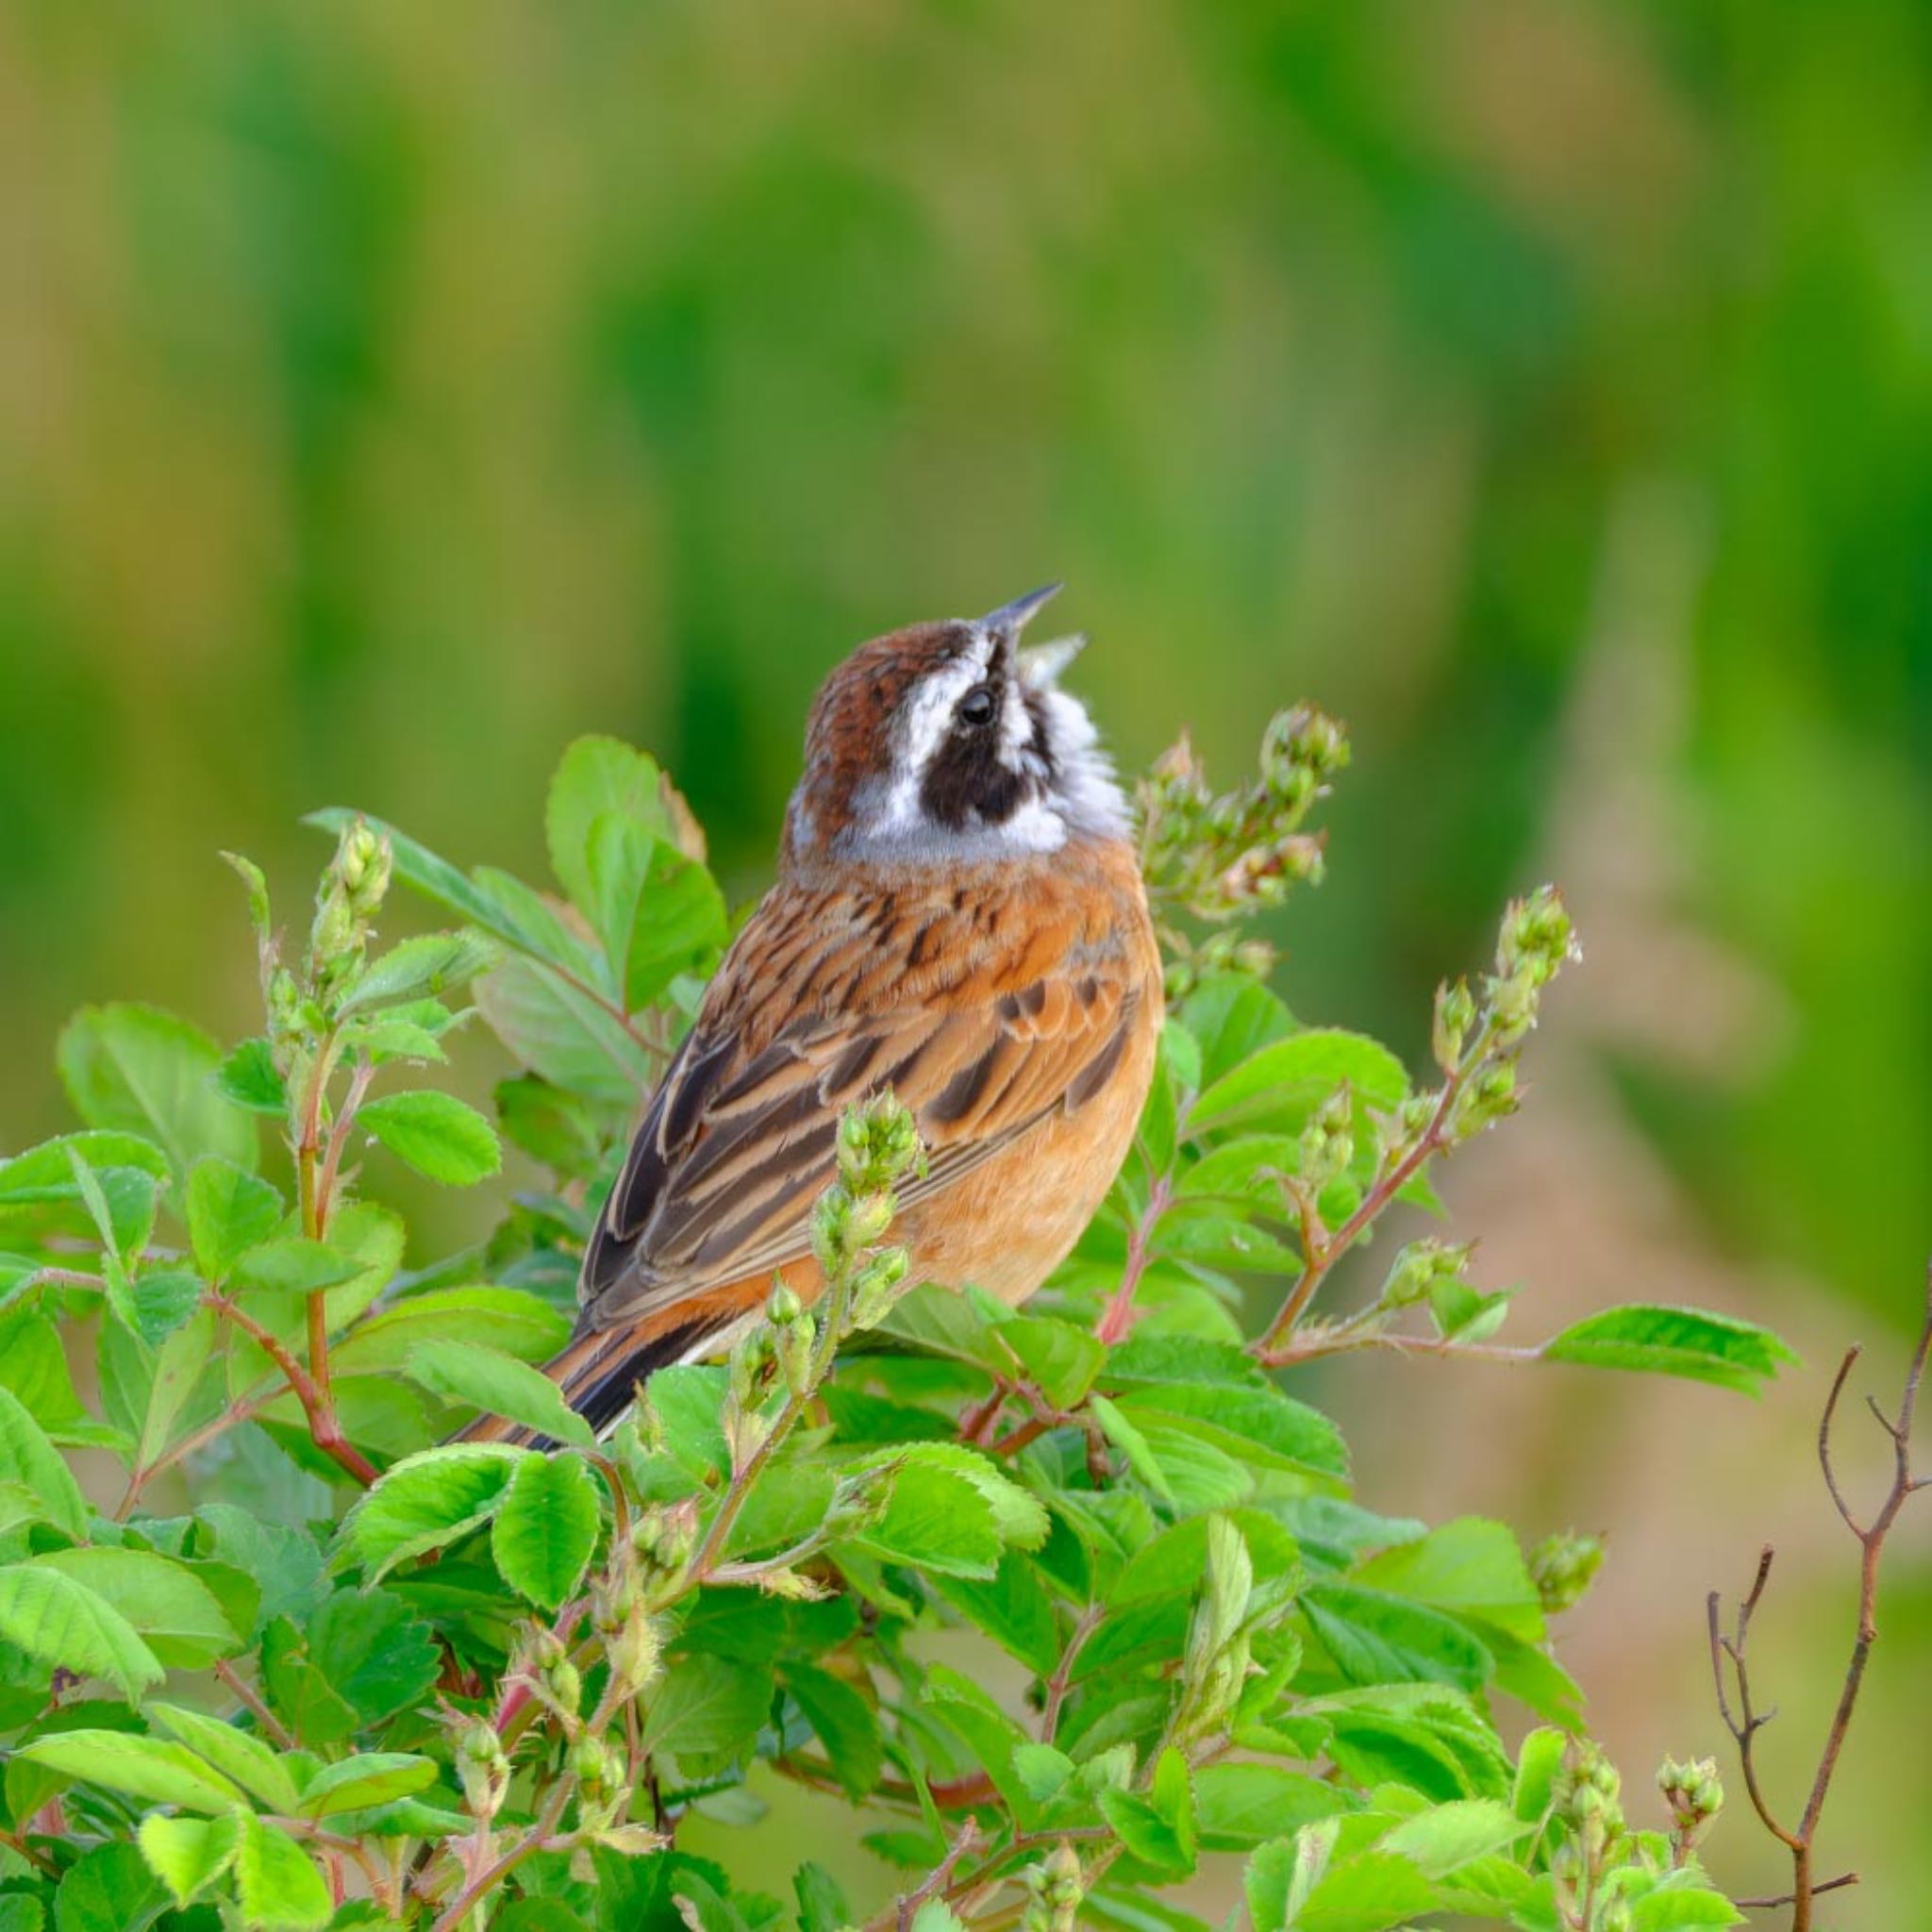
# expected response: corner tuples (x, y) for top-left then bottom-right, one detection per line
(0, 716), (1790, 1931)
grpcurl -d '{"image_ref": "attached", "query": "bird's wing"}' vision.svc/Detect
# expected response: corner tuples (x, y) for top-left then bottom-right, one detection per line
(577, 867), (1146, 1332)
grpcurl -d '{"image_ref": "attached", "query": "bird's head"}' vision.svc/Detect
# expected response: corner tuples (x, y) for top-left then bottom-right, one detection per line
(782, 585), (1128, 873)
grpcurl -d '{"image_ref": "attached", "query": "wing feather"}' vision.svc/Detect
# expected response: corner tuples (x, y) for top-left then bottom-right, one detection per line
(577, 866), (1145, 1332)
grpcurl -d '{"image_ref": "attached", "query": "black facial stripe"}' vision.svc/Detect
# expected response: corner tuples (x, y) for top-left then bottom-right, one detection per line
(1024, 690), (1058, 779)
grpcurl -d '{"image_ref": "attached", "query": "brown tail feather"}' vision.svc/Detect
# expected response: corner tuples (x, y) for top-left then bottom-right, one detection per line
(452, 1301), (755, 1448)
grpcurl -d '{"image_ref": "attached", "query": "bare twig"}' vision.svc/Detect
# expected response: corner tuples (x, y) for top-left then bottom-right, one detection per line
(1708, 1263), (1932, 1928)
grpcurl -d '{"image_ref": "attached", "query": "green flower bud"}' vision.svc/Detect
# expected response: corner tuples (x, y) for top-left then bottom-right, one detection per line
(1379, 1239), (1475, 1310)
(766, 1282), (804, 1325)
(1529, 1530), (1605, 1615)
(1296, 1085), (1355, 1193)
(775, 1309), (818, 1399)
(1657, 1755), (1724, 1844)
(1432, 977), (1477, 1072)
(456, 1720), (509, 1820)
(847, 1246), (911, 1329)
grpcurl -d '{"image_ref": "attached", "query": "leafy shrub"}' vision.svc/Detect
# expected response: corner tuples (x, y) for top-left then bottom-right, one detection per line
(0, 716), (1792, 1931)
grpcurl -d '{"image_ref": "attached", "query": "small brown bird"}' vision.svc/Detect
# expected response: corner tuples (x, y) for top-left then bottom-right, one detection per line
(469, 587), (1161, 1443)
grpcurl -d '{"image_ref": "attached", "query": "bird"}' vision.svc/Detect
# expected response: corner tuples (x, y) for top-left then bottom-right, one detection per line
(463, 585), (1161, 1445)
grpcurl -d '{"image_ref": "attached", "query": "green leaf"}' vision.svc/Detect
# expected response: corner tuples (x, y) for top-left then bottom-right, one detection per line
(274, 1591), (441, 1739)
(56, 1003), (257, 1177)
(639, 1656), (773, 1761)
(908, 1907), (967, 1932)
(475, 955), (651, 1104)
(0, 1308), (96, 1442)
(1304, 1584), (1494, 1692)
(0, 1131), (170, 1213)
(137, 1813), (239, 1909)
(1511, 1725), (1566, 1824)
(546, 737), (677, 920)
(136, 1308), (218, 1469)
(1116, 1383), (1350, 1485)
(330, 1286), (571, 1374)
(1181, 974), (1299, 1086)
(1374, 1797), (1527, 1875)
(403, 1338), (594, 1449)
(16, 1730), (243, 1813)
(849, 1462), (1002, 1578)
(0, 1386), (90, 1538)
(233, 1811), (332, 1931)
(355, 1091), (501, 1187)
(0, 1905), (42, 1932)
(792, 1863), (852, 1932)
(1099, 1782), (1194, 1877)
(297, 1752), (439, 1819)
(1627, 1888), (1743, 1930)
(148, 1701), (303, 1812)
(215, 1038), (287, 1115)
(232, 1237), (367, 1295)
(785, 1662), (883, 1799)
(930, 1552), (1061, 1674)
(495, 1073), (608, 1179)
(608, 830), (727, 1009)
(491, 1451), (601, 1609)
(51, 1842), (165, 1932)
(128, 1268), (201, 1347)
(1541, 1305), (1798, 1393)
(1193, 1762), (1351, 1850)
(339, 932), (496, 1014)
(135, 1813), (240, 1912)
(1295, 1848), (1439, 1932)
(187, 1157), (285, 1281)
(1187, 1028), (1408, 1137)
(1354, 1518), (1543, 1643)
(31, 1548), (242, 1669)
(337, 1444), (526, 1581)
(1011, 1742), (1074, 1803)
(994, 1315), (1107, 1409)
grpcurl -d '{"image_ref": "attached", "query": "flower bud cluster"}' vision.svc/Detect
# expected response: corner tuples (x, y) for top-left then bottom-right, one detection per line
(1553, 1740), (1628, 1903)
(1657, 1755), (1724, 1853)
(1296, 1086), (1356, 1197)
(1378, 1238), (1475, 1311)
(1529, 1529), (1605, 1615)
(308, 818), (392, 1008)
(1137, 708), (1350, 934)
(1021, 1842), (1085, 1932)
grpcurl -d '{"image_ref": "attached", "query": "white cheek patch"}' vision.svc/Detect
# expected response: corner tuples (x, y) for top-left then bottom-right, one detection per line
(862, 640), (991, 840)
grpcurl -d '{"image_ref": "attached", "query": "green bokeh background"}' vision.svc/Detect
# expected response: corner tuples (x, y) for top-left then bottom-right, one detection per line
(2, 0), (1925, 1917)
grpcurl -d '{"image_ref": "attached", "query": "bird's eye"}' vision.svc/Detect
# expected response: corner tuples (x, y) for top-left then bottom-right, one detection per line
(957, 684), (998, 728)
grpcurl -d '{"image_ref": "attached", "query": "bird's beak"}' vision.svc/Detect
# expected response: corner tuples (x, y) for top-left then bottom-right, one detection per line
(979, 581), (1063, 640)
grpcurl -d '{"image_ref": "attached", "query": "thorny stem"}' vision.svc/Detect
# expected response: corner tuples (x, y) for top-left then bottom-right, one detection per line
(1707, 1263), (1932, 1929)
(1254, 1022), (1491, 1362)
(866, 1819), (981, 1932)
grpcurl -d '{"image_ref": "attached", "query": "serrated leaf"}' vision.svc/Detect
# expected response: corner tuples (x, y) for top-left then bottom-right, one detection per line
(339, 932), (496, 1014)
(1304, 1584), (1494, 1692)
(1193, 1762), (1351, 1850)
(31, 1548), (241, 1669)
(330, 1286), (571, 1374)
(215, 1038), (287, 1115)
(0, 1566), (163, 1700)
(547, 737), (676, 921)
(56, 1003), (257, 1177)
(848, 1462), (1003, 1578)
(50, 1841), (164, 1932)
(187, 1158), (284, 1282)
(403, 1338), (594, 1449)
(16, 1730), (243, 1813)
(337, 1444), (526, 1581)
(1187, 1028), (1408, 1137)
(233, 1811), (332, 1930)
(137, 1813), (240, 1909)
(1374, 1797), (1527, 1875)
(356, 1091), (501, 1186)
(785, 1662), (882, 1799)
(491, 1452), (601, 1609)
(0, 1385), (91, 1539)
(1354, 1518), (1543, 1643)
(297, 1752), (439, 1819)
(475, 955), (651, 1104)
(148, 1701), (303, 1812)
(1541, 1305), (1798, 1393)
(639, 1656), (773, 1761)
(994, 1315), (1107, 1409)
(232, 1238), (367, 1295)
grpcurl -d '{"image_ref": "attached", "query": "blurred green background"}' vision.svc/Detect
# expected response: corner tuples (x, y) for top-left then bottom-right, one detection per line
(2, 0), (1926, 1917)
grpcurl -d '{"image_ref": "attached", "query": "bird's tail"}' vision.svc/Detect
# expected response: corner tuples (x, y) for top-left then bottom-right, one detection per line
(454, 1300), (755, 1449)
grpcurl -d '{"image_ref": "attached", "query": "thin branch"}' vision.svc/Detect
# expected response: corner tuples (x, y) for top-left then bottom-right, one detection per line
(214, 1658), (295, 1752)
(1254, 1024), (1491, 1361)
(1708, 1262), (1931, 1929)
(208, 1293), (377, 1488)
(1096, 1176), (1171, 1345)
(1738, 1874), (1858, 1909)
